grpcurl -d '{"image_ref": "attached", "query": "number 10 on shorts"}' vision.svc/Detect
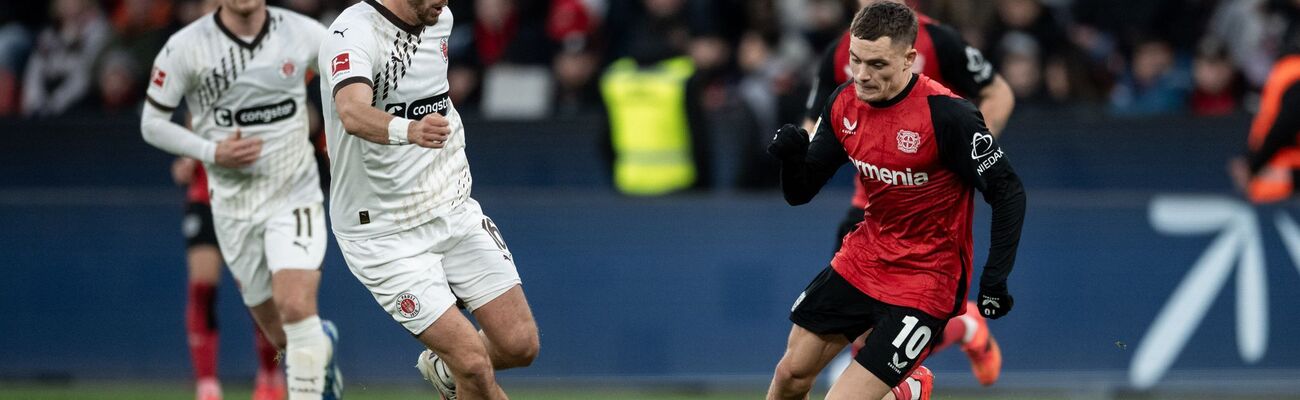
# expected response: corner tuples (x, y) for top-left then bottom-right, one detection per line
(890, 315), (932, 369)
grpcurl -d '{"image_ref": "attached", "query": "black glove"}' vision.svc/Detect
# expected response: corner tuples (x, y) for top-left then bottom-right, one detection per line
(767, 124), (810, 162)
(976, 281), (1013, 319)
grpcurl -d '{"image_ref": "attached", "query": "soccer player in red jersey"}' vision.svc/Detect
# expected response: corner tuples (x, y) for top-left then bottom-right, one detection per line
(804, 0), (1016, 387)
(766, 3), (1026, 400)
(172, 158), (285, 400)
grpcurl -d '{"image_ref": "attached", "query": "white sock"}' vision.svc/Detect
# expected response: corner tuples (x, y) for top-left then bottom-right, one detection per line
(960, 314), (979, 344)
(905, 378), (921, 400)
(284, 315), (330, 400)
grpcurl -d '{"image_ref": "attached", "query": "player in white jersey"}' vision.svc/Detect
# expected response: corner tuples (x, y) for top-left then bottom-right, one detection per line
(319, 1), (539, 398)
(139, 1), (342, 399)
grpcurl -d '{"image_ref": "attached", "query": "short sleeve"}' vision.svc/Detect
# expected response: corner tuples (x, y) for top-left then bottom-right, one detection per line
(300, 17), (329, 73)
(145, 37), (192, 111)
(319, 19), (377, 98)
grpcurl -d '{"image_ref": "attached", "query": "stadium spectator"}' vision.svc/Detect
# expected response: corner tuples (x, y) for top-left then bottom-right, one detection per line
(1109, 37), (1193, 116)
(599, 0), (712, 194)
(547, 0), (602, 116)
(96, 48), (141, 114)
(21, 0), (112, 118)
(1206, 0), (1279, 89)
(1190, 39), (1243, 116)
(552, 39), (601, 117)
(984, 0), (1070, 74)
(998, 31), (1045, 100)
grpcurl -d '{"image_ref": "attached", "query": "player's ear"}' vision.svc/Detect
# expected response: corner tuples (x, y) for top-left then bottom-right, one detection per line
(903, 47), (918, 68)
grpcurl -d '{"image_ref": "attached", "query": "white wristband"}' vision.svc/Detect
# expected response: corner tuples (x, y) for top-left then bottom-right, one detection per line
(388, 117), (412, 145)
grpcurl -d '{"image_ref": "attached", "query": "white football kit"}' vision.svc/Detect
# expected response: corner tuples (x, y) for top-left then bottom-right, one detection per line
(146, 7), (327, 306)
(320, 0), (520, 334)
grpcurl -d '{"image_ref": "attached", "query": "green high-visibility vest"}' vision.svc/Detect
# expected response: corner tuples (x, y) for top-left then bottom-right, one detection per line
(600, 56), (696, 196)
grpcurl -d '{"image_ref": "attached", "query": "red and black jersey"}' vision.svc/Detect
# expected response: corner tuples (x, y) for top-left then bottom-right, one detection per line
(805, 13), (996, 209)
(782, 74), (1025, 319)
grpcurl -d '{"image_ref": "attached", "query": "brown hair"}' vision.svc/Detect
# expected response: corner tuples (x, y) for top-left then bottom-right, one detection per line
(850, 1), (918, 48)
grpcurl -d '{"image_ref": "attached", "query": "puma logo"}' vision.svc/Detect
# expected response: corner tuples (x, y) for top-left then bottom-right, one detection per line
(332, 28), (348, 37)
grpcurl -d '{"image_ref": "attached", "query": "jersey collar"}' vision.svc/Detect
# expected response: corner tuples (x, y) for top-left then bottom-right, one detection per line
(867, 73), (919, 109)
(365, 0), (424, 36)
(213, 7), (271, 50)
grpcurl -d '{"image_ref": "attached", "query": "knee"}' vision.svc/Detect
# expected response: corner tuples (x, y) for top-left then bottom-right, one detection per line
(503, 333), (539, 368)
(774, 361), (817, 389)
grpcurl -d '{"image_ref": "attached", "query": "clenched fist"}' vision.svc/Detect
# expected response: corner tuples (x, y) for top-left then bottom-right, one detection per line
(409, 113), (452, 148)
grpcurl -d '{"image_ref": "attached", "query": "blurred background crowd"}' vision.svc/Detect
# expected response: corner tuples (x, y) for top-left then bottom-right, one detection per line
(0, 0), (1293, 191)
(3, 0), (1289, 119)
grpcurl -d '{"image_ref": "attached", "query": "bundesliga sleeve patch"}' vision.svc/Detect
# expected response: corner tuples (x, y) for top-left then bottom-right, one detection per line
(151, 67), (167, 88)
(331, 52), (351, 78)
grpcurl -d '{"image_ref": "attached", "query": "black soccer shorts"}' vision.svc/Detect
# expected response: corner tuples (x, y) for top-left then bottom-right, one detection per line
(789, 266), (947, 387)
(183, 202), (219, 248)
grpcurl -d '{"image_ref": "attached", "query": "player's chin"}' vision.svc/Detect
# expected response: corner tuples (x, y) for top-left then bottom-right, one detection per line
(854, 86), (880, 102)
(419, 3), (445, 25)
(229, 0), (264, 14)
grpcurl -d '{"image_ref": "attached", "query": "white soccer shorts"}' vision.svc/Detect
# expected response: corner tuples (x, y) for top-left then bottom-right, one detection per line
(214, 201), (327, 306)
(337, 198), (522, 335)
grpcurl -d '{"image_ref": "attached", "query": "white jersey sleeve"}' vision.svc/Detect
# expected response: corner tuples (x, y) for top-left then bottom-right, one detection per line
(145, 36), (194, 111)
(141, 36), (217, 163)
(293, 14), (329, 74)
(319, 21), (379, 99)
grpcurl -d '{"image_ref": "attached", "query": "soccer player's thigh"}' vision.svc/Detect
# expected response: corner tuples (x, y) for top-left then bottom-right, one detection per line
(836, 303), (946, 395)
(263, 202), (327, 320)
(263, 203), (326, 283)
(213, 215), (273, 306)
(336, 224), (460, 338)
(783, 267), (876, 378)
(443, 203), (533, 346)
